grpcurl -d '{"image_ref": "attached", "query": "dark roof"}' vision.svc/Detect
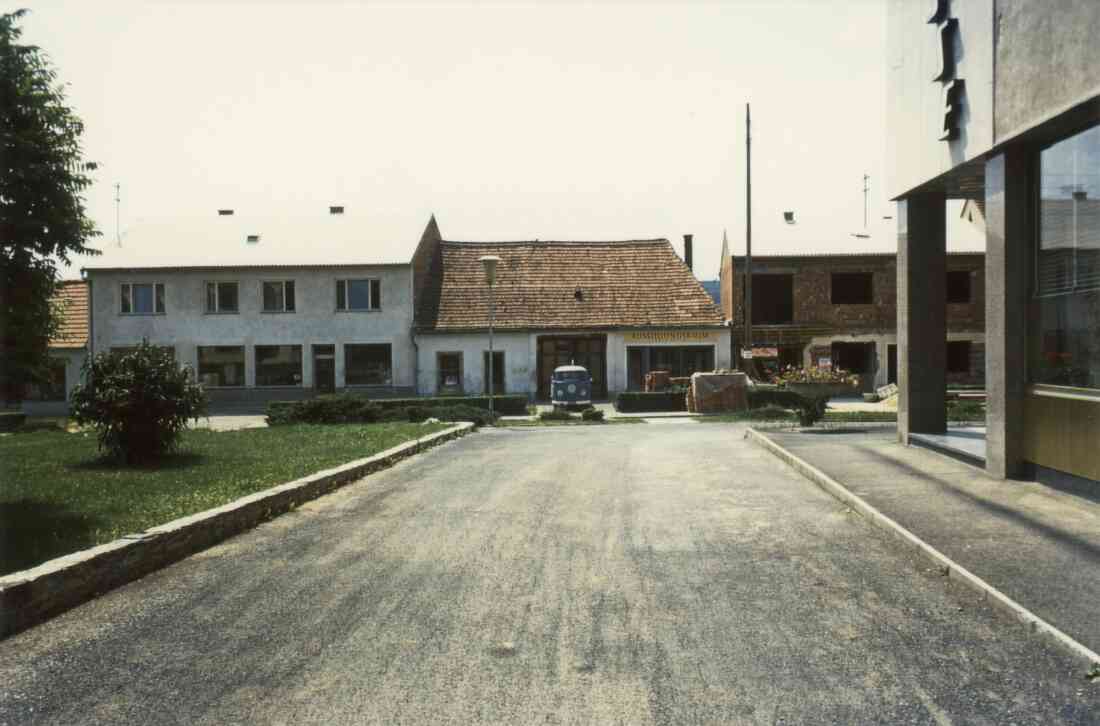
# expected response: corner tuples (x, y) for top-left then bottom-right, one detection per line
(418, 239), (724, 332)
(51, 280), (88, 348)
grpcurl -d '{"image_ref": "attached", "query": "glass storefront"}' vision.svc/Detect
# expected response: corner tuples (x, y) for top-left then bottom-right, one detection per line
(626, 345), (715, 390)
(1032, 123), (1100, 390)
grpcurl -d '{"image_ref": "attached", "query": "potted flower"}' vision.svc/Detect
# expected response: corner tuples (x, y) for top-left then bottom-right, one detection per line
(774, 365), (861, 399)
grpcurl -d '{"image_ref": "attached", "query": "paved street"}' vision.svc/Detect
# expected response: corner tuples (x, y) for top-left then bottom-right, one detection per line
(1, 425), (1096, 724)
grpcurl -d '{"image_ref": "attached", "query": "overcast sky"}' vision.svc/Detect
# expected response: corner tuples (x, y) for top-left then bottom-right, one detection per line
(12, 0), (983, 280)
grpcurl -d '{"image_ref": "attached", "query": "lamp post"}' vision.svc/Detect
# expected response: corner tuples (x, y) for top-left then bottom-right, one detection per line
(480, 255), (501, 420)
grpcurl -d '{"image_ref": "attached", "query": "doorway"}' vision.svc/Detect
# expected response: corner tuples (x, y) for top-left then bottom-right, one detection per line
(887, 344), (897, 385)
(831, 342), (877, 393)
(313, 344), (335, 393)
(537, 335), (607, 400)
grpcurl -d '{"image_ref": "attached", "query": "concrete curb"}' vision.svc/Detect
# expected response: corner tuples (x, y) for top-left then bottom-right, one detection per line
(0, 422), (475, 640)
(746, 427), (1100, 670)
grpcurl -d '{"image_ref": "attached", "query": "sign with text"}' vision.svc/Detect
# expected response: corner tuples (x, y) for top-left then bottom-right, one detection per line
(625, 330), (719, 343)
(817, 357), (832, 370)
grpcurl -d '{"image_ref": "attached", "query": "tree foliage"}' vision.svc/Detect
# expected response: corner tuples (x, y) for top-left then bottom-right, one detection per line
(1, 9), (100, 403)
(70, 343), (207, 464)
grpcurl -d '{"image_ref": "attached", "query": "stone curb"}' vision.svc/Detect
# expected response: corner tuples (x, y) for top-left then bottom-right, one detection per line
(745, 427), (1100, 670)
(0, 422), (475, 640)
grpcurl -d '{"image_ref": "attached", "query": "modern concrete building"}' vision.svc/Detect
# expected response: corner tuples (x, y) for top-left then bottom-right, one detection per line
(719, 248), (986, 391)
(411, 219), (730, 398)
(887, 0), (1099, 484)
(82, 215), (418, 405)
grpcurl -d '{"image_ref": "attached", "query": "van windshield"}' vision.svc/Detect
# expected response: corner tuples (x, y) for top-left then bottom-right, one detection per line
(555, 370), (588, 380)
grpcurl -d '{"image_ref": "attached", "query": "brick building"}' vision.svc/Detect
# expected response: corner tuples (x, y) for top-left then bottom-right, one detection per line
(718, 245), (986, 391)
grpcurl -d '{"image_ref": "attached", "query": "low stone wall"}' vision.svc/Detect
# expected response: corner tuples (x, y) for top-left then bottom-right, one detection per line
(0, 422), (474, 640)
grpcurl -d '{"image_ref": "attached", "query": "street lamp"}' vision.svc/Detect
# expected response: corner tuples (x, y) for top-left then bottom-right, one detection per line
(480, 255), (501, 420)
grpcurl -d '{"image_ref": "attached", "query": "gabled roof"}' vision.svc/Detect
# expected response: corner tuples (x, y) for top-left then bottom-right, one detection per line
(50, 280), (88, 349)
(418, 238), (725, 332)
(79, 214), (421, 271)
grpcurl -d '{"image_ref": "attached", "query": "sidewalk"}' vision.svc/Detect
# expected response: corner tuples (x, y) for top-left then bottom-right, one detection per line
(758, 428), (1100, 657)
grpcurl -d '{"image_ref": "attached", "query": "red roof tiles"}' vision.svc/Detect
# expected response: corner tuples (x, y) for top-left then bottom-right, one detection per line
(417, 239), (724, 332)
(50, 280), (88, 348)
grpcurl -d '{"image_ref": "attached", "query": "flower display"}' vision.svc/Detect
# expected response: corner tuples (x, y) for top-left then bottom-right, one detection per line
(773, 365), (860, 387)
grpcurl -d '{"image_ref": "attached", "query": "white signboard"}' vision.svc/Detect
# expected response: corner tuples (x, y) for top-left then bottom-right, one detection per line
(817, 357), (832, 370)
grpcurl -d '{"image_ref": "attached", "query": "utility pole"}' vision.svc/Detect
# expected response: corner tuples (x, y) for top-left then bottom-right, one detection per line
(743, 103), (752, 374)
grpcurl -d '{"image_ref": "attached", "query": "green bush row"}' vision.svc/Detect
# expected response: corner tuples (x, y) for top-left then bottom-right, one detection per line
(613, 391), (686, 413)
(266, 395), (505, 427)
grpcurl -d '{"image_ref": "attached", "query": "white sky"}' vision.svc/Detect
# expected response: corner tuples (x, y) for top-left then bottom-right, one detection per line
(12, 0), (984, 280)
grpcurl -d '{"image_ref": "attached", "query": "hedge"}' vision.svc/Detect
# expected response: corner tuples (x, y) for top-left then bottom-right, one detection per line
(748, 388), (828, 426)
(264, 396), (525, 420)
(0, 412), (26, 432)
(614, 391), (686, 413)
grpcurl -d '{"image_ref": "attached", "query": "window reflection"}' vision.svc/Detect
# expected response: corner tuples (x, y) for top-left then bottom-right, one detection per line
(1033, 124), (1100, 389)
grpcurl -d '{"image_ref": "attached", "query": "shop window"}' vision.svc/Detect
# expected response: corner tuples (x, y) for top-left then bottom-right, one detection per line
(262, 281), (295, 312)
(1032, 123), (1100, 389)
(205, 281), (239, 313)
(752, 274), (793, 324)
(255, 345), (302, 386)
(197, 346), (245, 387)
(947, 271), (971, 303)
(483, 351), (505, 394)
(120, 282), (165, 315)
(947, 341), (971, 374)
(438, 352), (463, 392)
(24, 358), (66, 401)
(831, 273), (874, 304)
(345, 344), (392, 385)
(336, 279), (381, 311)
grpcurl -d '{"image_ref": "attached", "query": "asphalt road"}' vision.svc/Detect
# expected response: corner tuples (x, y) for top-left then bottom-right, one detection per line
(1, 424), (1096, 724)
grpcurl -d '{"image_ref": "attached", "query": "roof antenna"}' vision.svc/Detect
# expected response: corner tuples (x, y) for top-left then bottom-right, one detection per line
(114, 182), (122, 247)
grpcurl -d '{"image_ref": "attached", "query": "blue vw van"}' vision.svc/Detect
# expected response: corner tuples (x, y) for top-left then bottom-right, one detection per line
(550, 364), (592, 407)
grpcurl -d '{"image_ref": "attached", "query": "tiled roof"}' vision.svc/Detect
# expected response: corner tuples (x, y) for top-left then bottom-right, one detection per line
(51, 280), (88, 348)
(419, 239), (725, 332)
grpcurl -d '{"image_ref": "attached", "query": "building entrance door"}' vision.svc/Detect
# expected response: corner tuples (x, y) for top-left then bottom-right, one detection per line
(313, 345), (335, 393)
(887, 344), (897, 385)
(831, 342), (877, 393)
(537, 335), (607, 400)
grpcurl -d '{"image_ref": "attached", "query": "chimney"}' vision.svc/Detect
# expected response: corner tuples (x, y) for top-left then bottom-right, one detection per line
(329, 205), (345, 215)
(218, 209), (234, 216)
(683, 234), (694, 271)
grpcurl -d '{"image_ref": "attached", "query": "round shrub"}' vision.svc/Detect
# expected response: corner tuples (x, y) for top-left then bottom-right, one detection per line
(580, 407), (604, 421)
(70, 342), (207, 463)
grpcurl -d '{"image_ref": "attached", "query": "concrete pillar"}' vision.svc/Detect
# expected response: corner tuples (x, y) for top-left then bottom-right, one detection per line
(897, 194), (947, 441)
(984, 152), (1029, 478)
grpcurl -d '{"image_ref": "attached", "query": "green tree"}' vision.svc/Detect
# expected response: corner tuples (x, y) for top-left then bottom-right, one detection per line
(1, 9), (100, 404)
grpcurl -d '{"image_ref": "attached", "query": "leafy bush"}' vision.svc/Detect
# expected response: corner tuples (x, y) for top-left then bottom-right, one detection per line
(266, 395), (382, 425)
(539, 409), (575, 421)
(947, 399), (985, 422)
(773, 365), (860, 386)
(614, 391), (686, 413)
(70, 342), (207, 463)
(747, 388), (827, 427)
(405, 404), (497, 427)
(581, 407), (604, 421)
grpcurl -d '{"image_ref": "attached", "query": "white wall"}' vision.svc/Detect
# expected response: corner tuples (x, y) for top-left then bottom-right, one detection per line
(886, 0), (994, 198)
(87, 265), (416, 392)
(416, 328), (731, 398)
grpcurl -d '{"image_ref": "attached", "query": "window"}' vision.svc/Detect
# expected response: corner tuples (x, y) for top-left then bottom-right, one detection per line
(345, 344), (392, 385)
(205, 282), (239, 313)
(1032, 123), (1100, 389)
(831, 272), (874, 304)
(24, 358), (66, 401)
(197, 346), (245, 387)
(336, 279), (381, 311)
(483, 351), (505, 394)
(751, 274), (794, 324)
(947, 341), (971, 374)
(947, 270), (971, 303)
(438, 352), (463, 392)
(255, 345), (302, 386)
(262, 281), (295, 312)
(120, 283), (165, 314)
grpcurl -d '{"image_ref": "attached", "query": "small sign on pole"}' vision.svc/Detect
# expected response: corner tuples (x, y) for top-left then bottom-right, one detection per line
(741, 349), (754, 360)
(817, 356), (832, 370)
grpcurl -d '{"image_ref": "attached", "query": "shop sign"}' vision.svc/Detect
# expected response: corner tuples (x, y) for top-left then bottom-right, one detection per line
(928, 0), (965, 142)
(741, 349), (754, 359)
(752, 347), (778, 359)
(817, 356), (832, 370)
(625, 330), (717, 343)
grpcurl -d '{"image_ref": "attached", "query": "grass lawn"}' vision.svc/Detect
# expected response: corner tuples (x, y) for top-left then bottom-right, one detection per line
(0, 422), (448, 576)
(497, 418), (646, 427)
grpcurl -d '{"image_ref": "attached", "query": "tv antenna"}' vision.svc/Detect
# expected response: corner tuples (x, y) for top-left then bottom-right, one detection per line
(114, 182), (121, 247)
